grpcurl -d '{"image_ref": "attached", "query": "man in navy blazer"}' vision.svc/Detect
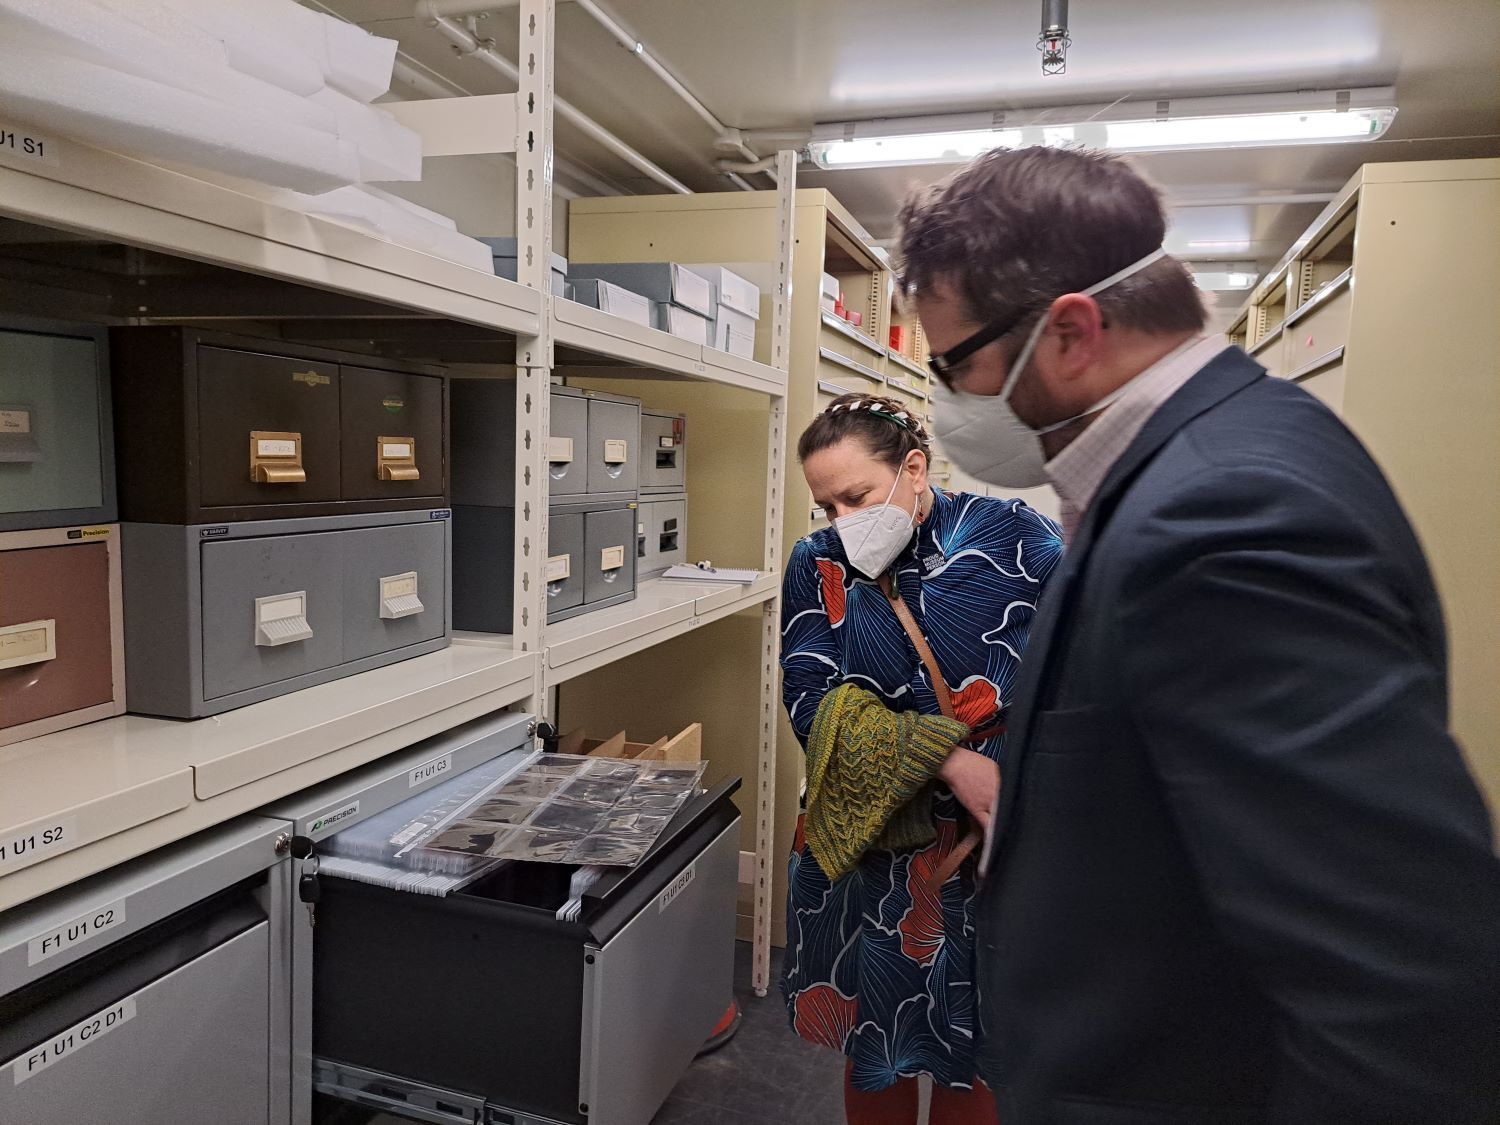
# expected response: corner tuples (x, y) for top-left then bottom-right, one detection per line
(899, 147), (1500, 1124)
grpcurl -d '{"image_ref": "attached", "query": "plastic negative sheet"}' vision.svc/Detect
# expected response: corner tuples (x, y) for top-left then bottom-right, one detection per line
(416, 755), (706, 867)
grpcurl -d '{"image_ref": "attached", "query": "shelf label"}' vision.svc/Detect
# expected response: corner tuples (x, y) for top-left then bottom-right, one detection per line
(0, 123), (60, 169)
(0, 816), (79, 874)
(10, 998), (136, 1086)
(27, 899), (126, 966)
(408, 753), (453, 789)
(309, 801), (360, 836)
(659, 863), (696, 913)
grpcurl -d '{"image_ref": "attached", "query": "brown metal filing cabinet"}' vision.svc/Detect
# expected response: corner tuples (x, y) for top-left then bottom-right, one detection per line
(0, 525), (126, 747)
(109, 328), (447, 523)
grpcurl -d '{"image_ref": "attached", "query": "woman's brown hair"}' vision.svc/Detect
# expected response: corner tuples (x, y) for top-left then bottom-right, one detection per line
(796, 392), (931, 470)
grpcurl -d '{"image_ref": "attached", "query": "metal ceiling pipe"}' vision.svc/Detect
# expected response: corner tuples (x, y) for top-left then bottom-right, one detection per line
(414, 0), (522, 19)
(419, 6), (692, 193)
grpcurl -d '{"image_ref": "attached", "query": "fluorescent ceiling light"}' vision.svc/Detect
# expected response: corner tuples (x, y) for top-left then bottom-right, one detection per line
(1192, 268), (1259, 291)
(807, 89), (1396, 170)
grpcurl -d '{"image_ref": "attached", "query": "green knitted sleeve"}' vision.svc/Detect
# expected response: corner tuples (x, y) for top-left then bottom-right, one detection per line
(803, 683), (969, 880)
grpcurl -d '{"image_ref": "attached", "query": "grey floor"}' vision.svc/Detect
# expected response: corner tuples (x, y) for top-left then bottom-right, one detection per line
(648, 943), (846, 1124)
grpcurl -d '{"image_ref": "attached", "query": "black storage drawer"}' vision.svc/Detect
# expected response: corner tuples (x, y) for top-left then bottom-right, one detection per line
(313, 780), (741, 1125)
(109, 327), (447, 523)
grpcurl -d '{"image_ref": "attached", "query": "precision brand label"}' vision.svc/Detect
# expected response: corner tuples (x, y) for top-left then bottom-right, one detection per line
(65, 527), (111, 540)
(0, 817), (79, 873)
(27, 899), (127, 966)
(291, 370), (331, 387)
(408, 754), (453, 788)
(309, 802), (359, 836)
(0, 123), (60, 169)
(10, 998), (135, 1085)
(659, 863), (696, 913)
(0, 408), (31, 434)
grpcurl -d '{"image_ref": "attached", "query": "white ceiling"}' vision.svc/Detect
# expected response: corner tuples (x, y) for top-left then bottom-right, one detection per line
(323, 0), (1500, 270)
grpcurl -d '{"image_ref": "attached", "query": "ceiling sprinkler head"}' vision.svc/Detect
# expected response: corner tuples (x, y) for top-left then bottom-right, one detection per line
(1038, 0), (1071, 75)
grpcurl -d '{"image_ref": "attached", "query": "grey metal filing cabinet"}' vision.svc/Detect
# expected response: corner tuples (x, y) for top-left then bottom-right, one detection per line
(0, 316), (115, 532)
(0, 816), (292, 1125)
(638, 409), (686, 495)
(258, 709), (537, 1125)
(263, 717), (740, 1125)
(636, 494), (687, 580)
(122, 508), (452, 719)
(453, 500), (636, 630)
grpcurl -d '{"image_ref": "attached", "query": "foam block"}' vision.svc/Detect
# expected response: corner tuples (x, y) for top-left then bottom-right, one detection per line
(360, 185), (458, 232)
(320, 13), (398, 103)
(155, 0), (327, 97)
(309, 87), (422, 183)
(287, 186), (495, 273)
(0, 42), (360, 193)
(0, 1), (337, 136)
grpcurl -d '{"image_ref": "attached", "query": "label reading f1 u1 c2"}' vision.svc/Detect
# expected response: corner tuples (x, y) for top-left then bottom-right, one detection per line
(10, 998), (136, 1085)
(27, 899), (126, 966)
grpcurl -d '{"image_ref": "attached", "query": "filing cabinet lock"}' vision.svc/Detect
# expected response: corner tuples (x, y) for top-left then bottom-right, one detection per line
(379, 571), (425, 619)
(254, 590), (314, 647)
(249, 431), (306, 484)
(376, 436), (420, 482)
(0, 618), (56, 670)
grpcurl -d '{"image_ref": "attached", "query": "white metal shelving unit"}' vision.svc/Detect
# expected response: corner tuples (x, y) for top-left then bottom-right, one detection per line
(0, 0), (792, 988)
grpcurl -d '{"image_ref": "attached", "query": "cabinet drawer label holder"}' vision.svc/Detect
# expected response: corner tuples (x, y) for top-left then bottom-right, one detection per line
(255, 590), (314, 647)
(376, 436), (420, 481)
(379, 572), (424, 619)
(0, 619), (55, 670)
(249, 430), (306, 484)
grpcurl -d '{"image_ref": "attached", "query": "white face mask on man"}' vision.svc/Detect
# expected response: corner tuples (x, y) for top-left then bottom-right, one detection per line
(835, 464), (920, 579)
(932, 248), (1168, 489)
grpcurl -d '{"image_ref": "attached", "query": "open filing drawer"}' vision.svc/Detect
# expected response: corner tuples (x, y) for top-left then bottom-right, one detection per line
(282, 739), (738, 1125)
(0, 816), (291, 1125)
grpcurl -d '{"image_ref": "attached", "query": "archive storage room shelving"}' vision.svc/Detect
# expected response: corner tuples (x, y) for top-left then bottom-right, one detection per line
(0, 0), (794, 1117)
(1229, 157), (1500, 814)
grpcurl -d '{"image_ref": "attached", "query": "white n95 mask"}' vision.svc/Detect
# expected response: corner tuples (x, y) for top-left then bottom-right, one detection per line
(835, 469), (918, 579)
(932, 248), (1168, 489)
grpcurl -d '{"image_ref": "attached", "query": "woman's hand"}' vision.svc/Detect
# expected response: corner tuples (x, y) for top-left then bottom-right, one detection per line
(939, 747), (1000, 831)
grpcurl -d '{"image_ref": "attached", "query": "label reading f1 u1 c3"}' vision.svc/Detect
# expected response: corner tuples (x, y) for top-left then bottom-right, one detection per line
(659, 863), (696, 913)
(408, 753), (452, 788)
(309, 802), (359, 836)
(10, 998), (135, 1085)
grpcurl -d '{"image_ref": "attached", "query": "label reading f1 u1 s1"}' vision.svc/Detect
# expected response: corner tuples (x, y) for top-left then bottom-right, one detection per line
(10, 998), (136, 1085)
(659, 863), (696, 913)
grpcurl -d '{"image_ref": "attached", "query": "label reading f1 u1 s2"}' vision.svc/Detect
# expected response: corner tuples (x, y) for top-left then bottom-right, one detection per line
(0, 817), (78, 873)
(10, 998), (136, 1085)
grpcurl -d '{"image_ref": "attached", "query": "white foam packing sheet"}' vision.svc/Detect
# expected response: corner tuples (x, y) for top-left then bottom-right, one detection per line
(285, 186), (496, 273)
(0, 43), (360, 193)
(151, 0), (328, 97)
(309, 87), (422, 183)
(0, 0), (339, 137)
(218, 0), (396, 103)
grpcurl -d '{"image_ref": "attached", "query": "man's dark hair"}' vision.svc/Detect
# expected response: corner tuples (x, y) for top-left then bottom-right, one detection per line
(898, 146), (1207, 340)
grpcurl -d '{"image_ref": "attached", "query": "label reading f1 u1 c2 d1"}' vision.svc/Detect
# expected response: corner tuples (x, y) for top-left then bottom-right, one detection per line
(0, 817), (78, 874)
(408, 753), (452, 788)
(10, 998), (136, 1086)
(659, 863), (696, 913)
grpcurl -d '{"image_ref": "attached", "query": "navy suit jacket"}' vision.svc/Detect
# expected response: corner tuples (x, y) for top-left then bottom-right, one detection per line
(975, 347), (1500, 1124)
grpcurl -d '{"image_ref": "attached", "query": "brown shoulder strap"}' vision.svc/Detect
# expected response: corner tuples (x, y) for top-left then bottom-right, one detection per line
(878, 572), (988, 888)
(878, 574), (955, 720)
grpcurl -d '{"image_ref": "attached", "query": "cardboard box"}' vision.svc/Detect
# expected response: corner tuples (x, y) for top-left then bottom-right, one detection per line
(652, 302), (710, 345)
(686, 265), (760, 320)
(710, 304), (757, 358)
(480, 237), (568, 296)
(569, 262), (715, 318)
(569, 277), (653, 327)
(557, 722), (703, 763)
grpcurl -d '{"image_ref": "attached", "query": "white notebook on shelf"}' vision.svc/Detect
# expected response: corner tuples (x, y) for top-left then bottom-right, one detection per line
(660, 564), (762, 584)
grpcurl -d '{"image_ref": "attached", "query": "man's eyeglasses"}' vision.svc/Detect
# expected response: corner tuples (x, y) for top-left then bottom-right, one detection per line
(927, 306), (1032, 388)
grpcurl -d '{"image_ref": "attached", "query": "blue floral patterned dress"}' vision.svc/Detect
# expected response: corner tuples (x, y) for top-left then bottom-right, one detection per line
(779, 487), (1063, 1091)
